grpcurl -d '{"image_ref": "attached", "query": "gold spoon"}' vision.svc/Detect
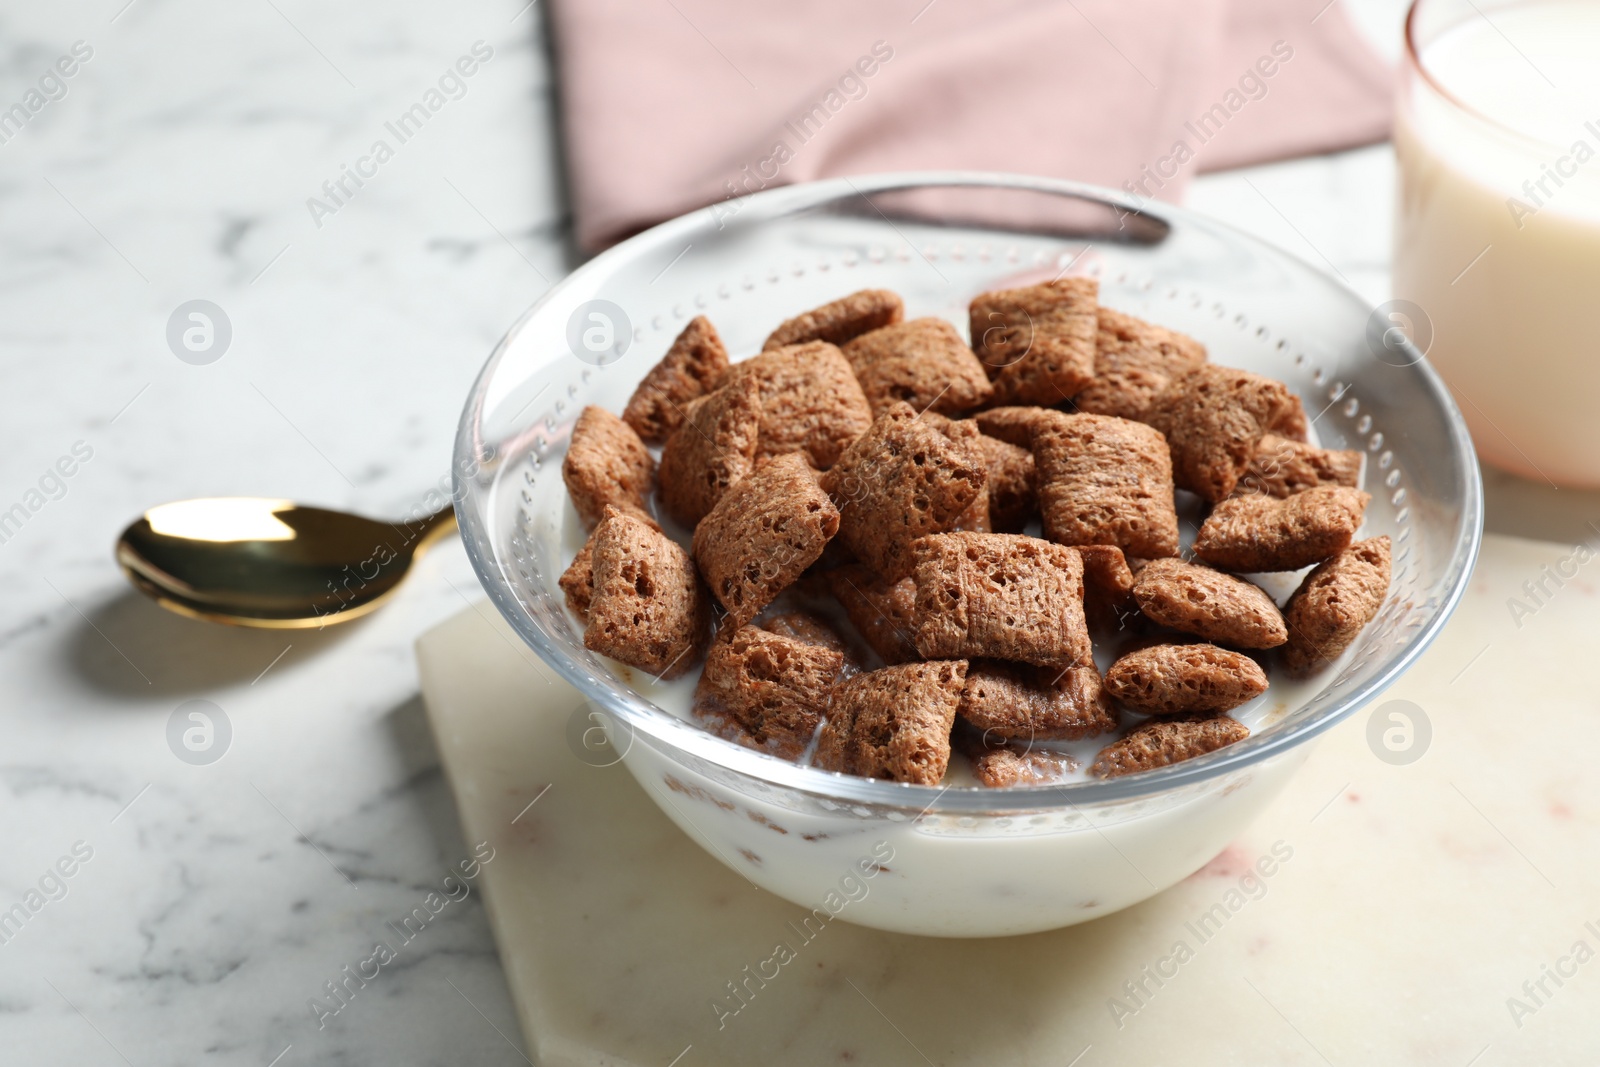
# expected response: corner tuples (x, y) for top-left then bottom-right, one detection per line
(116, 498), (457, 628)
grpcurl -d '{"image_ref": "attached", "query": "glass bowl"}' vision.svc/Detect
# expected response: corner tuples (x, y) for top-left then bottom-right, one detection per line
(454, 173), (1482, 937)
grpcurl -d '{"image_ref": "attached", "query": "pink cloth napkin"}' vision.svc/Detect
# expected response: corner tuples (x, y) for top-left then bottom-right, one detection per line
(550, 0), (1393, 251)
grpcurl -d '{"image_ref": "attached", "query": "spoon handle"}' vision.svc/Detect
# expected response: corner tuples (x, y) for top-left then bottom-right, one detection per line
(399, 506), (458, 552)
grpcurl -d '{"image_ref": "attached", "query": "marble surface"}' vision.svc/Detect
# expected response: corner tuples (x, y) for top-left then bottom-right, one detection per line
(420, 536), (1600, 1065)
(4, 0), (1596, 1064)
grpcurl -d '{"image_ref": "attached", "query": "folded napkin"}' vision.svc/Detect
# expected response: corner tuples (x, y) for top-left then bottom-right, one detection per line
(550, 0), (1393, 250)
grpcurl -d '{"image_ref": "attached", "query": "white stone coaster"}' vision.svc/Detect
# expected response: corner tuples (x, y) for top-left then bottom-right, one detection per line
(419, 533), (1600, 1066)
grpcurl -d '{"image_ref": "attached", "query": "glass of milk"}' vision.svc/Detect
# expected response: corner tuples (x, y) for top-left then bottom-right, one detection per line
(1394, 0), (1600, 486)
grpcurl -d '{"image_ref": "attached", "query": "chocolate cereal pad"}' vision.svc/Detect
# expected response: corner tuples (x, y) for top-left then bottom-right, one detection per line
(974, 432), (1037, 533)
(1104, 643), (1269, 715)
(558, 289), (1389, 787)
(814, 660), (967, 785)
(1282, 535), (1392, 675)
(970, 277), (1098, 406)
(957, 660), (1115, 742)
(657, 375), (762, 528)
(1193, 485), (1370, 572)
(820, 403), (986, 581)
(1075, 307), (1207, 422)
(842, 317), (993, 418)
(561, 405), (657, 529)
(824, 564), (920, 665)
(959, 735), (1081, 788)
(692, 453), (840, 631)
(1148, 364), (1302, 502)
(973, 405), (1067, 449)
(1034, 413), (1181, 558)
(1091, 715), (1251, 778)
(909, 533), (1092, 670)
(693, 624), (846, 759)
(583, 506), (710, 680)
(1234, 433), (1361, 499)
(1132, 558), (1288, 649)
(622, 315), (731, 444)
(721, 341), (873, 470)
(763, 288), (904, 351)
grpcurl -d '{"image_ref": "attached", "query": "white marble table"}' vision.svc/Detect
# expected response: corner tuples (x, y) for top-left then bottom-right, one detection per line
(5, 1), (1591, 1064)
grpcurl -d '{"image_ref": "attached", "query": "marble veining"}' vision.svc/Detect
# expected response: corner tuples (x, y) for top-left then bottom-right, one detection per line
(0, 0), (1428, 1063)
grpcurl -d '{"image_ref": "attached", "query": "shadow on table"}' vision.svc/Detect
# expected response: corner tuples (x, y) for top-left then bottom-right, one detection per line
(61, 588), (366, 698)
(383, 691), (489, 864)
(371, 692), (528, 1061)
(1482, 464), (1600, 546)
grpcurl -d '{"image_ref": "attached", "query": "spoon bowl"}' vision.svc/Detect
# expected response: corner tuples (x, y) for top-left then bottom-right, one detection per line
(116, 498), (456, 628)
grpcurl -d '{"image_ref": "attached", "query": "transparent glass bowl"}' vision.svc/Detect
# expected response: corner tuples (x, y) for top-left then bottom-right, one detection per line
(455, 173), (1482, 937)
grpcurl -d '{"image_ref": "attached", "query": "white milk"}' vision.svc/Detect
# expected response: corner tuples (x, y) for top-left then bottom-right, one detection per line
(569, 485), (1340, 934)
(1393, 0), (1600, 485)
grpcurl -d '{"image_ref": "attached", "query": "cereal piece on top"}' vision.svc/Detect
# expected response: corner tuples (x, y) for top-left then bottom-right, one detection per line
(946, 484), (991, 533)
(1234, 434), (1362, 499)
(1147, 365), (1302, 502)
(559, 536), (596, 620)
(722, 341), (873, 470)
(1282, 536), (1391, 675)
(970, 277), (1098, 406)
(811, 710), (850, 774)
(1103, 643), (1268, 715)
(584, 507), (710, 679)
(825, 564), (920, 665)
(1193, 486), (1371, 572)
(622, 315), (731, 443)
(819, 403), (987, 581)
(953, 726), (1081, 788)
(1132, 557), (1288, 649)
(958, 661), (1116, 741)
(931, 415), (992, 533)
(560, 509), (663, 621)
(561, 406), (657, 529)
(763, 289), (904, 351)
(975, 433), (1037, 533)
(758, 610), (851, 656)
(1033, 413), (1181, 558)
(692, 625), (844, 758)
(1078, 544), (1137, 630)
(813, 660), (966, 784)
(973, 405), (1067, 449)
(692, 454), (841, 630)
(1272, 396), (1310, 442)
(1089, 714), (1251, 778)
(842, 318), (994, 418)
(657, 375), (762, 528)
(969, 744), (1081, 788)
(1075, 308), (1207, 421)
(909, 533), (1091, 669)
